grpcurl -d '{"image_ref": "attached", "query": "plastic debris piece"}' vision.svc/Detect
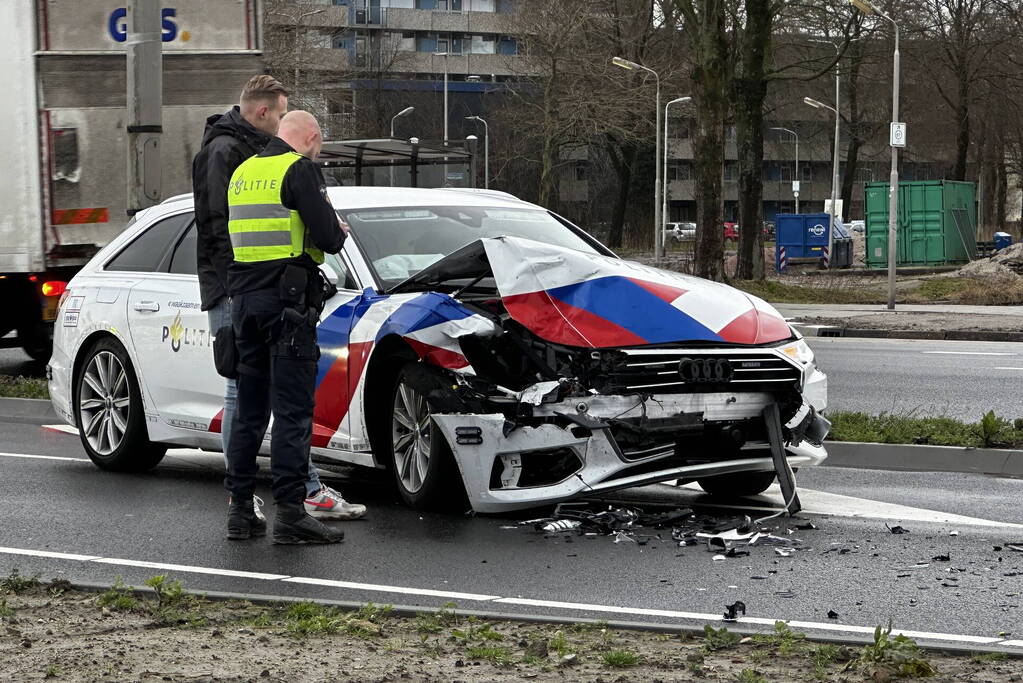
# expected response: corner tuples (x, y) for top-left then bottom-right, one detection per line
(723, 601), (746, 621)
(712, 554), (727, 561)
(774, 548), (793, 557)
(725, 547), (750, 558)
(499, 526), (518, 530)
(827, 609), (839, 620)
(1006, 543), (1023, 552)
(774, 590), (796, 599)
(949, 530), (959, 537)
(886, 524), (909, 534)
(750, 533), (803, 547)
(542, 520), (581, 533)
(791, 521), (818, 531)
(932, 554), (951, 562)
(612, 530), (635, 544)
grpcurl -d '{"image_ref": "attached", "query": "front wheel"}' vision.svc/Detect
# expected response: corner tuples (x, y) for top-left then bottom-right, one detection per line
(75, 337), (166, 472)
(697, 470), (776, 497)
(385, 362), (465, 510)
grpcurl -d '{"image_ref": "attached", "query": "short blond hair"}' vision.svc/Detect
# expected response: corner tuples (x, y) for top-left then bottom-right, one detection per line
(240, 74), (288, 107)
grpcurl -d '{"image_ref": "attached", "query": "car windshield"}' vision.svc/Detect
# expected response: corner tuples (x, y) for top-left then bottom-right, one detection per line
(339, 205), (601, 285)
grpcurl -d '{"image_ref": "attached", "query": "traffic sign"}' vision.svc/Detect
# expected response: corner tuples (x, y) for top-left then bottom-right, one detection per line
(890, 122), (907, 148)
(791, 180), (800, 193)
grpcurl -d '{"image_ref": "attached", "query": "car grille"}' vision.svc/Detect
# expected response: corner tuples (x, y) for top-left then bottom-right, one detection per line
(605, 349), (801, 394)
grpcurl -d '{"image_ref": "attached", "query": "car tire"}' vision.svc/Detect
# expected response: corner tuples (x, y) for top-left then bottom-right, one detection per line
(697, 471), (776, 497)
(74, 337), (166, 472)
(18, 323), (51, 363)
(384, 362), (465, 510)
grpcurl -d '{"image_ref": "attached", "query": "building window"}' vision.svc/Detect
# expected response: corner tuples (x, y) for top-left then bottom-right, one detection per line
(724, 161), (737, 181)
(801, 164), (812, 182)
(668, 162), (691, 181)
(497, 35), (516, 55)
(575, 162), (587, 181)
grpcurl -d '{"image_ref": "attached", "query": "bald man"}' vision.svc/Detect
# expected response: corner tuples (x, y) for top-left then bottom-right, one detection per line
(224, 110), (354, 545)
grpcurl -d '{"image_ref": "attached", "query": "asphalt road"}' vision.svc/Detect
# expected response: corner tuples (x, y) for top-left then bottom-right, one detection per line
(2, 418), (1022, 652)
(807, 337), (1023, 421)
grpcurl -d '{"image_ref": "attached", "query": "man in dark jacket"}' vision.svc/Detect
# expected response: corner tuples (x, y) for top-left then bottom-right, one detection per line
(192, 76), (366, 532)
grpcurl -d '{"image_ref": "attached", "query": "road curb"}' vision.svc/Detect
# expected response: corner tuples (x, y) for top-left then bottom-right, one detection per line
(802, 325), (1023, 343)
(824, 441), (1023, 478)
(0, 397), (56, 425)
(62, 581), (1023, 657)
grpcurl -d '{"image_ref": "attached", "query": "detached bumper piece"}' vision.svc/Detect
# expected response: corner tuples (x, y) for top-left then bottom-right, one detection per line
(432, 397), (830, 513)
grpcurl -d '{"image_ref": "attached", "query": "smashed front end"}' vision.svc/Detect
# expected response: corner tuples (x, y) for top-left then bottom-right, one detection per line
(394, 237), (830, 513)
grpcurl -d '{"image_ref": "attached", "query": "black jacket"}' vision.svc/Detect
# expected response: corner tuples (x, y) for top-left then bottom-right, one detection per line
(228, 137), (346, 296)
(191, 107), (270, 311)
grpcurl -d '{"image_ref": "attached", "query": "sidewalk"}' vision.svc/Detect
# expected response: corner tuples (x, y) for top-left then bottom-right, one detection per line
(775, 303), (1023, 342)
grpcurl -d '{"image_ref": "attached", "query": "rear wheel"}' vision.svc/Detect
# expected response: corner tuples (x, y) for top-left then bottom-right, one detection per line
(75, 337), (165, 472)
(385, 362), (465, 510)
(697, 470), (776, 497)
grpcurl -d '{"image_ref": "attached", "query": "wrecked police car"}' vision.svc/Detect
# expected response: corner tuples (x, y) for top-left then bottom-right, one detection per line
(49, 187), (828, 513)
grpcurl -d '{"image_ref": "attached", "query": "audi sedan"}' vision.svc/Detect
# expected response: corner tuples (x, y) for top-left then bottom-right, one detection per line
(48, 187), (829, 512)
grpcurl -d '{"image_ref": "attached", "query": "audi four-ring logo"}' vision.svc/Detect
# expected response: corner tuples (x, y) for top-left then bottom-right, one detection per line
(678, 358), (734, 383)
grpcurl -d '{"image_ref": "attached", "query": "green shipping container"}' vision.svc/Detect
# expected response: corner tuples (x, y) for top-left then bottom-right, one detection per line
(864, 180), (976, 268)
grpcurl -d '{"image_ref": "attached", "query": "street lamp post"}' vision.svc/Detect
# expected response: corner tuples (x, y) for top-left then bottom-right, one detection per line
(465, 115), (489, 188)
(389, 106), (414, 187)
(851, 0), (900, 309)
(662, 97), (692, 246)
(809, 38), (847, 270)
(803, 96), (841, 268)
(434, 52), (450, 142)
(770, 127), (799, 213)
(613, 56), (662, 259)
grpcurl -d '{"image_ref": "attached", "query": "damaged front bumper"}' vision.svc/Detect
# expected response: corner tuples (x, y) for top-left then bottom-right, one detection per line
(432, 391), (831, 513)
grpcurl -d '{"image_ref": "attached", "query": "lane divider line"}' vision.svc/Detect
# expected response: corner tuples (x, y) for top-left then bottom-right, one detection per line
(41, 424), (80, 436)
(283, 576), (499, 602)
(922, 351), (1015, 356)
(0, 545), (1016, 648)
(0, 452), (89, 463)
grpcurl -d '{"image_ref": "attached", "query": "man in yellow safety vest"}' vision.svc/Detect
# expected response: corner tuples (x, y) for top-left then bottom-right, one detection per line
(224, 110), (353, 544)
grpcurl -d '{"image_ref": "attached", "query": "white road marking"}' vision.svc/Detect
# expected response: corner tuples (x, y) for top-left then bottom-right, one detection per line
(922, 351), (1015, 356)
(994, 367), (1023, 371)
(92, 558), (289, 581)
(283, 577), (499, 602)
(677, 482), (1023, 529)
(0, 451), (88, 463)
(0, 545), (1010, 648)
(41, 424), (79, 436)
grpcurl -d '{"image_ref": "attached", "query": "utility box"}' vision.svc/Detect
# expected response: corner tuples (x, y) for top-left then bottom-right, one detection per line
(864, 180), (976, 268)
(994, 231), (1013, 252)
(775, 213), (837, 271)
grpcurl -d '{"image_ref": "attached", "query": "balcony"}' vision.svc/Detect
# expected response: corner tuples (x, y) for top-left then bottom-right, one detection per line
(354, 8), (518, 33)
(398, 51), (528, 76)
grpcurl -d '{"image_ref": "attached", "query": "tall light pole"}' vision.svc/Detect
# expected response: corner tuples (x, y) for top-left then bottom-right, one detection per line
(851, 0), (900, 310)
(613, 56), (662, 259)
(662, 96), (692, 245)
(465, 115), (489, 188)
(770, 127), (799, 213)
(389, 106), (414, 187)
(803, 97), (841, 267)
(434, 52), (450, 142)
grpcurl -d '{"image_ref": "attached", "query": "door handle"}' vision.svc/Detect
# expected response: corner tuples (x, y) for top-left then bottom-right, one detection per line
(133, 301), (160, 312)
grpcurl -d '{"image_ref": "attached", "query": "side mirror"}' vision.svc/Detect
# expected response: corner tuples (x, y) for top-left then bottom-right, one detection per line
(319, 263), (339, 287)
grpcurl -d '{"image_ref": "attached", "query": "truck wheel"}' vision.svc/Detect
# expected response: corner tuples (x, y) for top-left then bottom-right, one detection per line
(697, 471), (776, 497)
(75, 337), (165, 472)
(385, 362), (465, 510)
(18, 324), (51, 363)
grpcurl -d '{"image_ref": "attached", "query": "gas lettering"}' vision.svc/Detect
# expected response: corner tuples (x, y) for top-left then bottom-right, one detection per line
(108, 8), (178, 43)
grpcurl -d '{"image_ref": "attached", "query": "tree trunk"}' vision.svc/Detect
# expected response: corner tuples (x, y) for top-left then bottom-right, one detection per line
(604, 140), (634, 249)
(953, 73), (971, 181)
(733, 0), (771, 281)
(840, 35), (863, 221)
(690, 0), (728, 282)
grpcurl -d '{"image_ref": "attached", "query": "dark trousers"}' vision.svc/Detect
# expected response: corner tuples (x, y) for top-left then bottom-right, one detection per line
(225, 288), (318, 505)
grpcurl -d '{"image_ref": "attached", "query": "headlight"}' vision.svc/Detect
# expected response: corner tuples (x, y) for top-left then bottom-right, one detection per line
(778, 338), (815, 366)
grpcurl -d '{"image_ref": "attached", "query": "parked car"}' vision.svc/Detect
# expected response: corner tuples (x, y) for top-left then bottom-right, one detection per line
(665, 221), (697, 242)
(723, 222), (739, 241)
(49, 187), (829, 512)
(848, 219), (865, 233)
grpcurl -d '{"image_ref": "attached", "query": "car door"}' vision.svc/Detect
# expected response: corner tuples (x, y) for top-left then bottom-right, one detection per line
(121, 213), (219, 435)
(311, 253), (365, 453)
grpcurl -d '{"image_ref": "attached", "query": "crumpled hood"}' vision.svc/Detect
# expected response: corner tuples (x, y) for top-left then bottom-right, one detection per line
(391, 236), (794, 348)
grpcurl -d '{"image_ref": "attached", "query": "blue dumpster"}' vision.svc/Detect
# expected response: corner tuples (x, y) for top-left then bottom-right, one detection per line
(994, 232), (1013, 252)
(775, 213), (832, 272)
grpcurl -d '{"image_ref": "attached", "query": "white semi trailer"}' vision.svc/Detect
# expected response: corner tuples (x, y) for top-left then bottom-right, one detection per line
(1, 0), (261, 360)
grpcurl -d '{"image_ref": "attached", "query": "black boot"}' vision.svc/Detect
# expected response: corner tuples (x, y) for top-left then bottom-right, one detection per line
(272, 502), (345, 545)
(227, 496), (267, 540)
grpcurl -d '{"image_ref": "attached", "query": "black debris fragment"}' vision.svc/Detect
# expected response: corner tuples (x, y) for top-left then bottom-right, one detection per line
(886, 524), (909, 534)
(932, 554), (951, 562)
(791, 521), (818, 531)
(827, 610), (839, 620)
(725, 547), (750, 558)
(723, 601), (746, 621)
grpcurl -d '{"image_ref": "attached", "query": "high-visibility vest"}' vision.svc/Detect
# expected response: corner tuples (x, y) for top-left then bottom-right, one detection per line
(226, 151), (324, 265)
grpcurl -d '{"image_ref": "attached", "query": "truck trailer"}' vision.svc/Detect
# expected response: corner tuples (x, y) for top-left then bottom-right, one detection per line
(1, 0), (262, 361)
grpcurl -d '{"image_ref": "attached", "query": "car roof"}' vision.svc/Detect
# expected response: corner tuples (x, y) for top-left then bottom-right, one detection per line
(158, 186), (541, 212)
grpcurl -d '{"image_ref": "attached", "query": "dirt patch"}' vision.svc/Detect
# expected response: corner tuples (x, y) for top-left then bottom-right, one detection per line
(799, 312), (1023, 333)
(1, 581), (1020, 682)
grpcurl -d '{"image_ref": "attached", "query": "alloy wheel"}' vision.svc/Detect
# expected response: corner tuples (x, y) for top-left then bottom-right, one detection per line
(391, 381), (432, 494)
(79, 350), (130, 455)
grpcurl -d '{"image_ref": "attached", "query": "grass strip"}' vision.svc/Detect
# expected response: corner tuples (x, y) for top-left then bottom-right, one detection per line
(0, 375), (49, 399)
(828, 410), (1023, 449)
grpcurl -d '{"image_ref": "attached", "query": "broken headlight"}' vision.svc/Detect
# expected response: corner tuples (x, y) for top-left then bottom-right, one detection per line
(777, 338), (816, 366)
